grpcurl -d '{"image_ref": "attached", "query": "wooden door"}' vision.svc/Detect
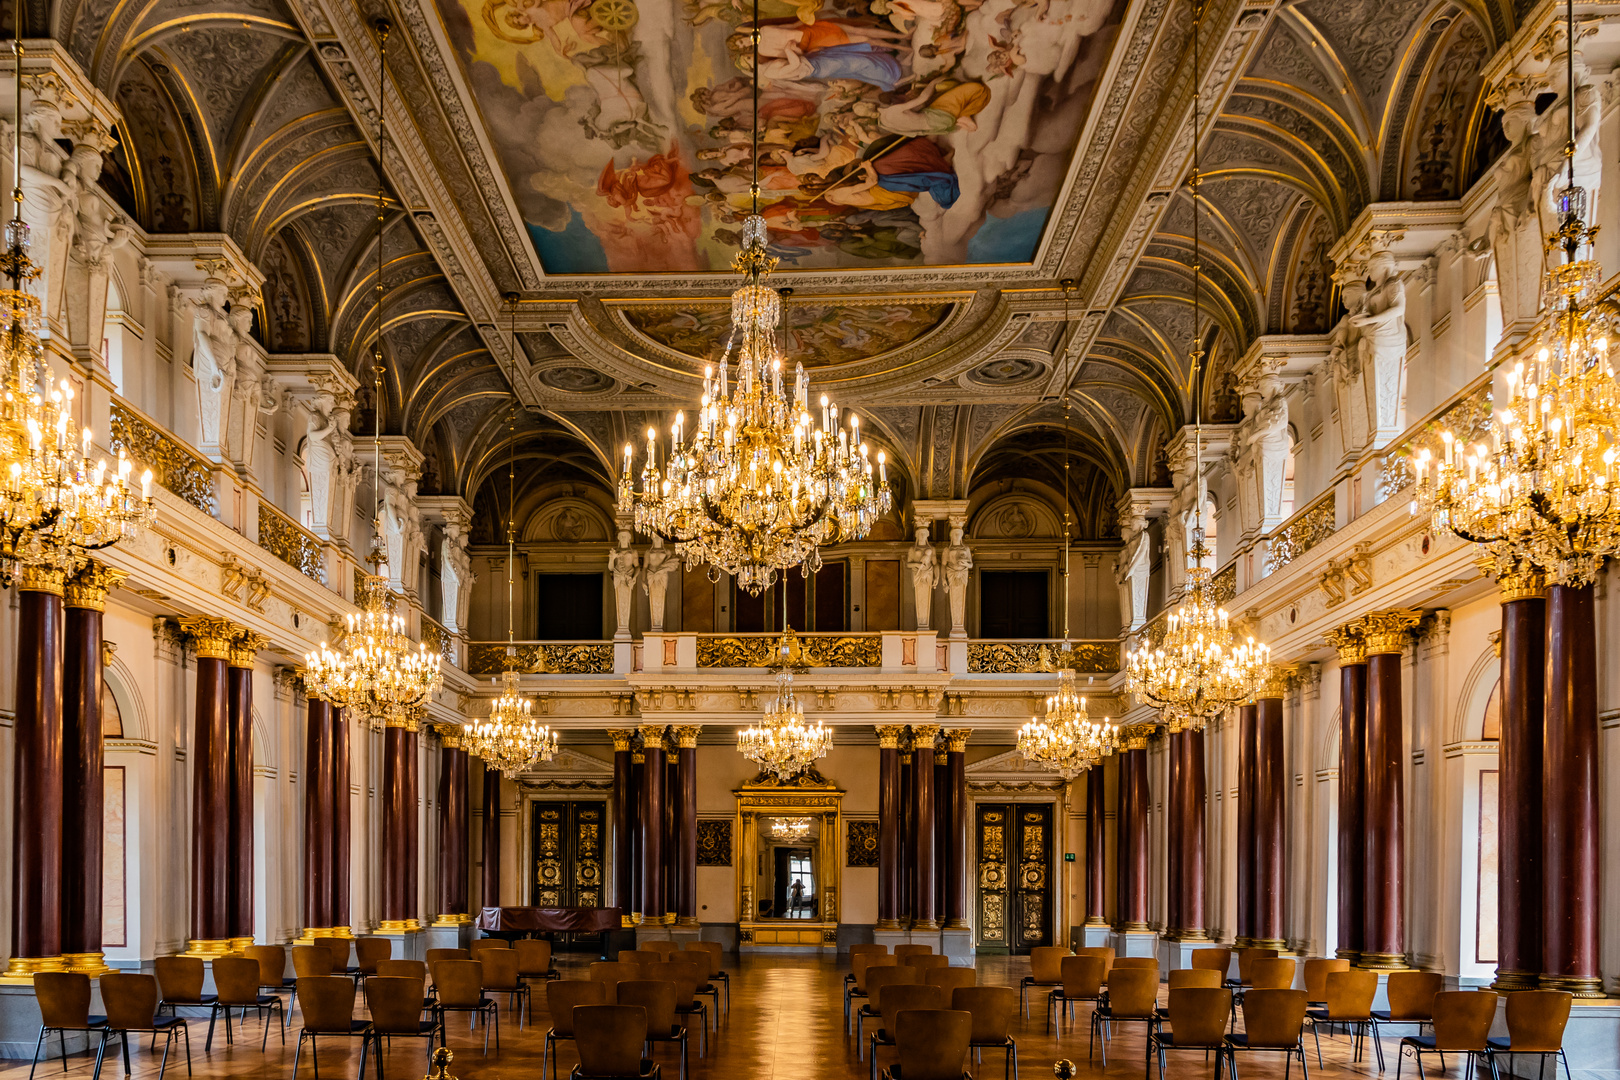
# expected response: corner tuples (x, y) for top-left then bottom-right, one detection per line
(974, 802), (1053, 954)
(531, 800), (607, 950)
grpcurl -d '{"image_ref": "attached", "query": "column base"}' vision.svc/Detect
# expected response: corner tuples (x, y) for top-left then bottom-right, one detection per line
(431, 914), (475, 927)
(676, 917), (700, 927)
(376, 919), (423, 933)
(1491, 968), (1540, 992)
(426, 924), (475, 952)
(874, 919), (903, 930)
(1250, 938), (1287, 951)
(296, 926), (356, 945)
(1080, 924), (1113, 948)
(226, 937), (254, 953)
(622, 915), (639, 929)
(375, 929), (427, 962)
(0, 956), (66, 984)
(1083, 917), (1109, 926)
(1233, 936), (1255, 949)
(1356, 951), (1410, 971)
(1110, 930), (1158, 959)
(182, 939), (234, 958)
(61, 953), (114, 976)
(1163, 928), (1210, 942)
(910, 918), (941, 931)
(1335, 948), (1361, 964)
(1116, 922), (1151, 933)
(1539, 973), (1607, 998)
(944, 919), (970, 930)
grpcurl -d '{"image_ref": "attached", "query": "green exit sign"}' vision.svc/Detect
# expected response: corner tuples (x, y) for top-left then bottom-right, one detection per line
(1064, 853), (1076, 862)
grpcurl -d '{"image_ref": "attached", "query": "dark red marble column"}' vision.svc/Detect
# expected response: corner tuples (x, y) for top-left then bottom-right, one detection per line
(302, 693), (334, 932)
(639, 726), (667, 924)
(664, 757), (679, 919)
(1495, 571), (1544, 990)
(1165, 731), (1183, 934)
(876, 726), (903, 929)
(1175, 728), (1208, 940)
(630, 746), (644, 919)
(181, 617), (236, 954)
(1327, 627), (1367, 963)
(933, 746), (948, 920)
(481, 763), (501, 909)
(1084, 759), (1107, 925)
(6, 566), (67, 977)
(381, 720), (419, 930)
(60, 563), (124, 973)
(944, 730), (969, 928)
(1253, 690), (1286, 949)
(1235, 702), (1257, 947)
(436, 735), (469, 924)
(899, 744), (914, 923)
(1116, 742), (1150, 931)
(226, 633), (262, 948)
(611, 731), (635, 924)
(1542, 583), (1602, 996)
(331, 707), (351, 931)
(1361, 610), (1418, 969)
(912, 724), (939, 929)
(673, 727), (700, 925)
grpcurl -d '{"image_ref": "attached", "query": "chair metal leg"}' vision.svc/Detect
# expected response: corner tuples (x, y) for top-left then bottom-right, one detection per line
(205, 1009), (218, 1053)
(27, 1025), (46, 1080)
(1371, 1023), (1386, 1072)
(357, 1033), (370, 1080)
(1311, 1022), (1323, 1067)
(542, 1032), (551, 1080)
(121, 1031), (131, 1079)
(90, 1031), (109, 1080)
(59, 1028), (68, 1072)
(157, 1031), (173, 1080)
(182, 1026), (192, 1076)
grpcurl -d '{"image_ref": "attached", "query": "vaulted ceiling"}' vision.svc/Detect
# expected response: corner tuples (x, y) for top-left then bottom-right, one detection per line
(53, 0), (1518, 534)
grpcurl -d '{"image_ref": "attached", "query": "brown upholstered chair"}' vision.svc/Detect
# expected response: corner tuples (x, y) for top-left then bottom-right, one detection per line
(1226, 989), (1309, 1076)
(953, 985), (1018, 1080)
(292, 975), (368, 1080)
(1372, 970), (1445, 1042)
(571, 1004), (660, 1080)
(291, 945), (335, 980)
(208, 954), (286, 1052)
(1487, 989), (1573, 1080)
(516, 939), (559, 984)
(1149, 986), (1232, 1080)
(1306, 968), (1380, 1068)
(434, 959), (500, 1053)
(894, 944), (934, 960)
(97, 973), (191, 1080)
(153, 956), (217, 1025)
(1398, 991), (1499, 1080)
(364, 974), (442, 1076)
(1092, 963), (1160, 1064)
(1302, 958), (1351, 1005)
(28, 972), (106, 1079)
(925, 967), (976, 996)
(1021, 946), (1067, 1019)
(354, 937), (392, 977)
(903, 955), (950, 972)
(867, 984), (946, 1075)
(1169, 969), (1223, 991)
(544, 980), (611, 1080)
(856, 964), (922, 1045)
(616, 980), (688, 1080)
(481, 948), (531, 1028)
(880, 1008), (971, 1080)
(1048, 955), (1106, 1035)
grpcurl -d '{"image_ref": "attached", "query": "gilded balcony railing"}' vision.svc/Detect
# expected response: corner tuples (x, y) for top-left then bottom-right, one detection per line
(108, 399), (216, 516)
(257, 500), (326, 584)
(1210, 562), (1237, 607)
(467, 641), (614, 675)
(966, 640), (1120, 674)
(420, 616), (454, 661)
(696, 632), (882, 668)
(1265, 489), (1336, 575)
(1378, 373), (1494, 500)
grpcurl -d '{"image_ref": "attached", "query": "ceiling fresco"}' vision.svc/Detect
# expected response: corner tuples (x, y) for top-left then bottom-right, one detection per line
(617, 295), (954, 365)
(435, 0), (1129, 273)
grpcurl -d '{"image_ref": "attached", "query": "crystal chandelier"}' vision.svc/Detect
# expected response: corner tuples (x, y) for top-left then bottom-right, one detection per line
(616, 13), (889, 594)
(465, 303), (558, 778)
(769, 817), (812, 842)
(1124, 14), (1271, 731)
(0, 40), (153, 587)
(738, 637), (832, 780)
(303, 24), (441, 728)
(1413, 4), (1620, 587)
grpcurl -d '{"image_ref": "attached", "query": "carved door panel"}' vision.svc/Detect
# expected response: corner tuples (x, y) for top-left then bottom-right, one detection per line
(974, 802), (1052, 954)
(531, 800), (606, 950)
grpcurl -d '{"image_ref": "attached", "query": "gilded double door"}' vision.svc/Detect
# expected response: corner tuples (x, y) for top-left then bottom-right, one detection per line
(531, 800), (606, 946)
(974, 802), (1053, 954)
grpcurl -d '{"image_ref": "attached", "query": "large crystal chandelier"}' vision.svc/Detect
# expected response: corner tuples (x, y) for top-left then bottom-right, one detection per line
(769, 817), (811, 842)
(616, 7), (889, 595)
(0, 40), (153, 587)
(738, 634), (832, 780)
(303, 23), (440, 727)
(1124, 15), (1271, 732)
(1413, 4), (1620, 587)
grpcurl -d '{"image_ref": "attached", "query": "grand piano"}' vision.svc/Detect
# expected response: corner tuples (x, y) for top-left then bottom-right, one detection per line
(476, 906), (632, 958)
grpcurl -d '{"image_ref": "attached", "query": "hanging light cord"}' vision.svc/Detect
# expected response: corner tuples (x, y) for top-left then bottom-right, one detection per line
(1060, 278), (1074, 647)
(1189, 0), (1205, 550)
(506, 296), (519, 649)
(750, 0), (760, 230)
(372, 19), (390, 549)
(8, 11), (24, 291)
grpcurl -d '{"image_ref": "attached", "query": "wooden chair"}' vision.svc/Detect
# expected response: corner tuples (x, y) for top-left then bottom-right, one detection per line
(469, 938), (511, 958)
(244, 945), (297, 1007)
(544, 981), (611, 1080)
(1231, 957), (1294, 1028)
(1302, 958), (1351, 1005)
(1074, 946), (1116, 978)
(517, 939), (560, 985)
(659, 958), (711, 1054)
(953, 986), (1018, 1080)
(27, 972), (106, 1080)
(208, 954), (286, 1052)
(682, 942), (729, 1012)
(1397, 991), (1500, 1080)
(153, 956), (217, 1026)
(589, 961), (644, 1005)
(426, 948), (471, 966)
(319, 938), (357, 979)
(1114, 957), (1159, 970)
(848, 944), (889, 991)
(1233, 948), (1280, 988)
(1486, 990), (1573, 1080)
(375, 961), (432, 1012)
(433, 959), (500, 1053)
(1020, 946), (1067, 1019)
(925, 967), (976, 996)
(857, 965), (922, 1046)
(665, 955), (720, 1025)
(894, 944), (934, 960)
(866, 984), (946, 1074)
(363, 975), (442, 1077)
(643, 941), (680, 957)
(1149, 987), (1232, 1080)
(291, 945), (335, 980)
(880, 1008), (971, 1080)
(1092, 963), (1159, 1065)
(848, 952), (889, 1028)
(616, 980), (689, 1080)
(571, 1004), (660, 1080)
(1190, 947), (1234, 982)
(481, 948), (531, 1028)
(1225, 989), (1309, 1078)
(1048, 955), (1106, 1036)
(619, 950), (663, 969)
(95, 973), (191, 1080)
(291, 975), (367, 1080)
(904, 955), (950, 972)
(1372, 971), (1444, 1043)
(1306, 968), (1380, 1068)
(1170, 969), (1223, 991)
(354, 938), (392, 978)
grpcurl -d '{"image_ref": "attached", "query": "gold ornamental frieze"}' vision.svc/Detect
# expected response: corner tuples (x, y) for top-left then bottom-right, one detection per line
(967, 640), (1119, 674)
(696, 633), (881, 668)
(467, 642), (612, 675)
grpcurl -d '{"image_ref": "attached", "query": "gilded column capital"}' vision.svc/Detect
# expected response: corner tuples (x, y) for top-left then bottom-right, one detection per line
(671, 725), (702, 749)
(610, 729), (635, 753)
(1255, 667), (1290, 700)
(944, 728), (973, 753)
(909, 722), (941, 749)
(1362, 609), (1423, 655)
(1324, 624), (1367, 665)
(64, 560), (128, 610)
(437, 723), (463, 750)
(638, 724), (667, 751)
(933, 749), (947, 765)
(178, 616), (239, 660)
(1495, 563), (1545, 602)
(229, 630), (268, 669)
(18, 563), (66, 595)
(875, 725), (905, 749)
(384, 711), (420, 732)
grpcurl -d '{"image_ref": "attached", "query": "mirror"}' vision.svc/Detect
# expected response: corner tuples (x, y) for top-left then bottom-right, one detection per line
(756, 816), (821, 920)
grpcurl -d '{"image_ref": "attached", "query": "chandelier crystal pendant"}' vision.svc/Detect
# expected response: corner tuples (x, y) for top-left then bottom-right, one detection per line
(302, 20), (441, 729)
(1413, 3), (1620, 587)
(738, 635), (832, 780)
(0, 39), (153, 587)
(1123, 2), (1271, 732)
(769, 817), (812, 842)
(616, 8), (889, 595)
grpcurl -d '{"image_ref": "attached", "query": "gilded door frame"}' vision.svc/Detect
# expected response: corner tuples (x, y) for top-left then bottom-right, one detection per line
(734, 774), (843, 953)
